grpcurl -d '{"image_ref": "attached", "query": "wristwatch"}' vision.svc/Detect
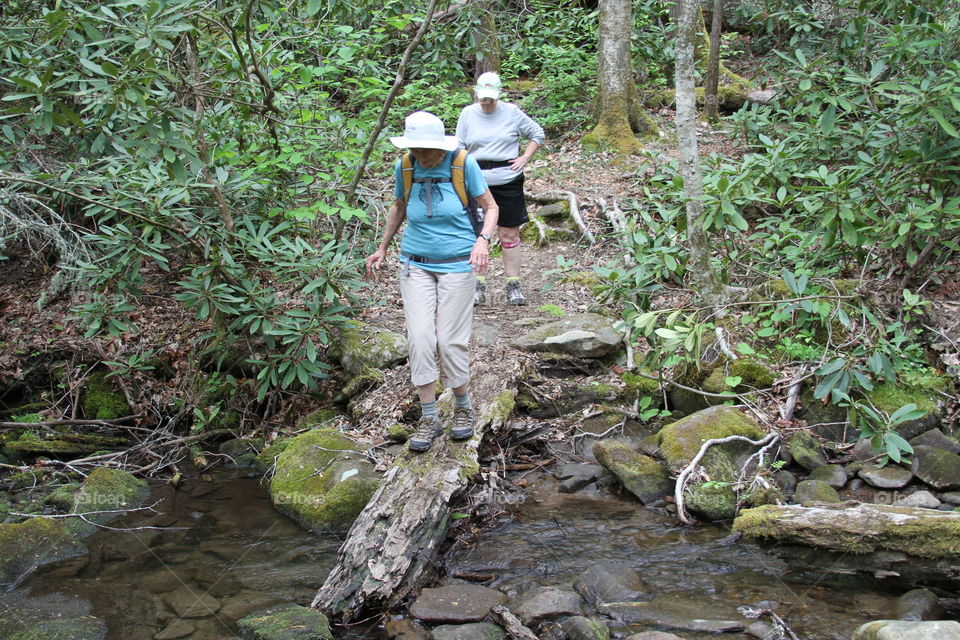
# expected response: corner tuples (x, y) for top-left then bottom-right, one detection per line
(479, 233), (491, 241)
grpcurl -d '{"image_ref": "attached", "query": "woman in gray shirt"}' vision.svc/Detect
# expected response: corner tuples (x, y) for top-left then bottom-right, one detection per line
(456, 72), (545, 306)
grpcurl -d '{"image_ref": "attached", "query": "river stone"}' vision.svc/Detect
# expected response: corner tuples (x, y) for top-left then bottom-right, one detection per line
(431, 622), (505, 640)
(593, 441), (672, 504)
(859, 463), (913, 489)
(511, 313), (623, 358)
(71, 466), (151, 534)
(851, 620), (960, 639)
(942, 492), (960, 505)
(896, 588), (945, 621)
(237, 604), (333, 640)
(410, 585), (507, 623)
(598, 597), (744, 633)
(384, 618), (430, 640)
(331, 322), (407, 376)
(686, 482), (738, 521)
(220, 591), (288, 621)
(573, 560), (647, 606)
(658, 405), (765, 471)
(894, 491), (941, 509)
(625, 633), (686, 640)
(808, 464), (848, 488)
(0, 517), (86, 588)
(745, 621), (775, 639)
(794, 480), (841, 504)
(910, 446), (960, 490)
(910, 429), (960, 455)
(789, 431), (827, 471)
(164, 588), (221, 618)
(155, 619), (196, 640)
(510, 586), (583, 626)
(853, 438), (877, 461)
(0, 592), (107, 640)
(561, 616), (610, 640)
(555, 463), (609, 493)
(774, 469), (798, 495)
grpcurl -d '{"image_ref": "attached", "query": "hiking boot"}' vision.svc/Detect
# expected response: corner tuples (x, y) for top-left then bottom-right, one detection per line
(408, 415), (442, 452)
(474, 280), (486, 306)
(506, 280), (527, 305)
(451, 406), (474, 440)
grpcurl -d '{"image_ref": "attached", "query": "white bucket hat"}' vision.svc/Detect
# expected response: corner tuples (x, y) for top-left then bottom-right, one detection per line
(389, 111), (459, 151)
(474, 72), (502, 100)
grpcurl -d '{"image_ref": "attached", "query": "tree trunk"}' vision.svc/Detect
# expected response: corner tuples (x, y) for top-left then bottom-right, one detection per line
(704, 0), (723, 120)
(474, 0), (500, 77)
(582, 0), (652, 153)
(675, 0), (726, 305)
(312, 355), (520, 621)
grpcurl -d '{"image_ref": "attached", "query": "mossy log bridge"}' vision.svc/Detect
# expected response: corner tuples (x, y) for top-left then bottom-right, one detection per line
(312, 347), (520, 621)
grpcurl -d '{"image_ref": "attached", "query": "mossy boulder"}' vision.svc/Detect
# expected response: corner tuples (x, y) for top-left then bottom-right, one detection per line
(219, 438), (265, 468)
(237, 604), (333, 640)
(686, 482), (738, 521)
(793, 479), (841, 504)
(852, 620), (960, 640)
(657, 405), (765, 472)
(339, 366), (385, 399)
(255, 436), (292, 474)
(593, 440), (673, 504)
(910, 446), (960, 490)
(0, 517), (86, 588)
(80, 371), (130, 420)
(0, 593), (107, 640)
(43, 482), (82, 511)
(512, 313), (623, 358)
(7, 432), (127, 456)
(70, 467), (151, 535)
(789, 431), (827, 471)
(515, 374), (622, 419)
(330, 322), (407, 377)
(269, 428), (378, 533)
(869, 381), (945, 440)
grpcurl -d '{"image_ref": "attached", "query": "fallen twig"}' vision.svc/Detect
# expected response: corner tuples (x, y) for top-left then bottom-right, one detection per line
(490, 604), (540, 640)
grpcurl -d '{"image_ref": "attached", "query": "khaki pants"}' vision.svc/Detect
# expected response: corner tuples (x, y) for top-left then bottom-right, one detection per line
(399, 265), (474, 388)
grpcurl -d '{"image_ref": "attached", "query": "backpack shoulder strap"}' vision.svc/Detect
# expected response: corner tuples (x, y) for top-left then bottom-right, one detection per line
(450, 149), (469, 209)
(401, 152), (414, 202)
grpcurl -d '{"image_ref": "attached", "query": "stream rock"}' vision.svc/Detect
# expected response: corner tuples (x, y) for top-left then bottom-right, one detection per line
(808, 464), (848, 488)
(331, 322), (407, 377)
(163, 588), (221, 618)
(237, 604), (333, 640)
(910, 429), (960, 454)
(509, 586), (583, 626)
(268, 428), (378, 532)
(410, 585), (507, 623)
(851, 620), (960, 639)
(71, 466), (151, 534)
(909, 446), (960, 489)
(895, 588), (945, 621)
(598, 595), (745, 633)
(858, 463), (913, 489)
(561, 616), (610, 640)
(384, 618), (431, 640)
(154, 619), (196, 640)
(431, 622), (505, 640)
(593, 441), (672, 504)
(789, 431), (827, 471)
(625, 633), (686, 640)
(0, 517), (86, 588)
(511, 313), (623, 358)
(0, 592), (107, 640)
(573, 560), (648, 606)
(793, 479), (841, 504)
(554, 463), (609, 493)
(894, 491), (940, 509)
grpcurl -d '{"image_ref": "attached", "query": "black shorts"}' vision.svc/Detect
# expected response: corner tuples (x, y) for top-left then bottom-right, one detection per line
(489, 174), (528, 228)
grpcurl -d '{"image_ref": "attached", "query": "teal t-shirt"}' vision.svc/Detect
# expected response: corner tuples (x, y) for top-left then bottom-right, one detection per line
(394, 151), (487, 273)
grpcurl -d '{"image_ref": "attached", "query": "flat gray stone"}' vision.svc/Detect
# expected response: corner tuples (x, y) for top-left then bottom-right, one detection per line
(598, 598), (744, 633)
(154, 620), (195, 640)
(859, 463), (913, 489)
(852, 620), (960, 639)
(163, 589), (221, 618)
(574, 561), (647, 606)
(410, 585), (507, 623)
(431, 622), (504, 640)
(911, 446), (960, 490)
(561, 616), (610, 640)
(896, 588), (945, 621)
(808, 464), (848, 488)
(472, 322), (499, 346)
(941, 492), (960, 505)
(510, 586), (583, 626)
(511, 313), (622, 358)
(910, 429), (960, 455)
(794, 479), (841, 504)
(555, 463), (607, 493)
(894, 491), (941, 509)
(236, 604), (332, 640)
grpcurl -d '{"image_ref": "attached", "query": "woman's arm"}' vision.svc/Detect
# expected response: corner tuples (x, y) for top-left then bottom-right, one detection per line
(365, 198), (407, 278)
(469, 189), (499, 274)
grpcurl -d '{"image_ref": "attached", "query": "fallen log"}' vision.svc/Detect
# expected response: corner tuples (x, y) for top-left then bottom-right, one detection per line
(312, 350), (520, 621)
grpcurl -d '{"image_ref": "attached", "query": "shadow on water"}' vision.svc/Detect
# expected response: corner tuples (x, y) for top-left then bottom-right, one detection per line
(6, 471), (385, 640)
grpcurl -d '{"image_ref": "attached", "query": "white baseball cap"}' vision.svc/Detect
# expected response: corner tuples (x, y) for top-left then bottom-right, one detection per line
(474, 72), (502, 100)
(389, 111), (459, 150)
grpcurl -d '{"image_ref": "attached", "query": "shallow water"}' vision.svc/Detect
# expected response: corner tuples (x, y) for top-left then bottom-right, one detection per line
(5, 469), (934, 639)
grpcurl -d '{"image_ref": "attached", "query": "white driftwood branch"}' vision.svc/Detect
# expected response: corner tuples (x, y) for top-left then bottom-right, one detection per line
(526, 190), (594, 244)
(490, 605), (540, 640)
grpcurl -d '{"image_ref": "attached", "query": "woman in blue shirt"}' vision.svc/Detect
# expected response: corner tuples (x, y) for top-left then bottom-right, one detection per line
(366, 111), (499, 452)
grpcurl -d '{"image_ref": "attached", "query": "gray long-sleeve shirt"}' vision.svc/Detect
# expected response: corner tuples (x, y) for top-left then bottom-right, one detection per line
(455, 102), (545, 186)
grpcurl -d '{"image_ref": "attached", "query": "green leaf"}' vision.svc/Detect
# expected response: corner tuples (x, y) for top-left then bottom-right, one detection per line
(724, 376), (743, 388)
(930, 108), (959, 138)
(736, 342), (756, 355)
(889, 403), (925, 424)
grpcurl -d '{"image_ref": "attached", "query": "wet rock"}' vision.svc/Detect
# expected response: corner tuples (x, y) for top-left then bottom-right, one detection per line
(560, 616), (610, 640)
(593, 441), (672, 504)
(808, 464), (848, 488)
(942, 492), (960, 505)
(269, 428), (378, 533)
(896, 588), (945, 621)
(894, 491), (940, 509)
(331, 322), (407, 377)
(163, 588), (221, 618)
(851, 619), (960, 639)
(410, 585), (507, 623)
(573, 561), (647, 606)
(554, 463), (608, 494)
(774, 470), (797, 495)
(431, 622), (505, 640)
(625, 633), (686, 640)
(745, 620), (775, 639)
(789, 431), (827, 471)
(384, 618), (430, 640)
(853, 438), (876, 461)
(910, 446), (960, 490)
(472, 322), (500, 347)
(237, 604), (333, 640)
(511, 313), (623, 358)
(220, 591), (287, 622)
(910, 429), (960, 455)
(859, 463), (913, 489)
(155, 619), (195, 640)
(686, 482), (738, 520)
(658, 406), (765, 471)
(510, 586), (583, 626)
(794, 480), (841, 504)
(0, 592), (107, 640)
(0, 517), (86, 588)
(598, 597), (744, 633)
(71, 466), (151, 534)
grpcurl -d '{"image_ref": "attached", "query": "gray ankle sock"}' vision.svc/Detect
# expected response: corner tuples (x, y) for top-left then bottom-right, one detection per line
(454, 394), (472, 410)
(421, 400), (437, 418)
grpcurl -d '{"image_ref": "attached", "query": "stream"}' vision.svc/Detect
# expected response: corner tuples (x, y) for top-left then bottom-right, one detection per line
(5, 469), (914, 639)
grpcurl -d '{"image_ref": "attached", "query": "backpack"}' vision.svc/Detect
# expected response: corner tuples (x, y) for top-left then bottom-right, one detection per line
(401, 149), (483, 235)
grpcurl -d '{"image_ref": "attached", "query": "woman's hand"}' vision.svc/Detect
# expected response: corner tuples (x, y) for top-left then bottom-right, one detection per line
(509, 155), (529, 172)
(469, 236), (490, 275)
(366, 247), (388, 279)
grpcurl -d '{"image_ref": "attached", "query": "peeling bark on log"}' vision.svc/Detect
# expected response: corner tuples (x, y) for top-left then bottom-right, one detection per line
(312, 350), (520, 621)
(525, 190), (594, 244)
